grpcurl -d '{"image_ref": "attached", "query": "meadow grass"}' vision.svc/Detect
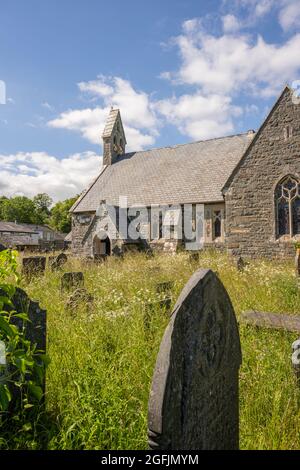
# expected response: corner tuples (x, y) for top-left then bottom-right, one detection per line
(2, 250), (300, 449)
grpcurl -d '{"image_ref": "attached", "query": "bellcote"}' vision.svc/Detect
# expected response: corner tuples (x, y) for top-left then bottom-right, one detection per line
(102, 108), (127, 165)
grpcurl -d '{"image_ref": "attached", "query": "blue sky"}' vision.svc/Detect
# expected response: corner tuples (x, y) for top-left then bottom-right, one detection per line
(0, 0), (300, 200)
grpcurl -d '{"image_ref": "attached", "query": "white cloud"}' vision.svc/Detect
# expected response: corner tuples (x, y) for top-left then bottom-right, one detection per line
(222, 14), (241, 33)
(227, 0), (300, 31)
(164, 24), (300, 97)
(49, 76), (159, 151)
(156, 93), (242, 140)
(0, 151), (101, 201)
(279, 0), (300, 31)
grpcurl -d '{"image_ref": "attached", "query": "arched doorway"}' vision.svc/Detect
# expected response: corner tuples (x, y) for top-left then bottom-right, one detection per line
(93, 235), (111, 256)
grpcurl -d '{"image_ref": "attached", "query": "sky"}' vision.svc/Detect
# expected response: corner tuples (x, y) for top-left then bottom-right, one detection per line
(0, 0), (300, 201)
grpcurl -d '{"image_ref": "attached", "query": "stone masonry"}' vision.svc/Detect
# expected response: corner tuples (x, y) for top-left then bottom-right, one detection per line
(224, 87), (300, 258)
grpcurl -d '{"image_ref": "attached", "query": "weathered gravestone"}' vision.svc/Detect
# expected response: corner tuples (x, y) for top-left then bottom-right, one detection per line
(0, 287), (47, 404)
(189, 252), (200, 263)
(61, 272), (84, 292)
(66, 288), (94, 313)
(236, 256), (246, 272)
(10, 287), (47, 351)
(291, 338), (300, 381)
(49, 252), (68, 271)
(240, 310), (300, 333)
(22, 256), (46, 277)
(148, 269), (242, 450)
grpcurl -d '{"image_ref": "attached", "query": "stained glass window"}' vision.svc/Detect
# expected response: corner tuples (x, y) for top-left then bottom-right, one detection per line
(213, 210), (222, 239)
(276, 176), (300, 237)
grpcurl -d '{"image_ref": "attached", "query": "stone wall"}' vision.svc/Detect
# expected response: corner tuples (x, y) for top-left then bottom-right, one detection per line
(224, 87), (300, 258)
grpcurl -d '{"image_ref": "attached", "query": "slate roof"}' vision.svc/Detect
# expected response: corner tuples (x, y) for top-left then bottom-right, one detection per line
(72, 132), (254, 213)
(0, 222), (38, 234)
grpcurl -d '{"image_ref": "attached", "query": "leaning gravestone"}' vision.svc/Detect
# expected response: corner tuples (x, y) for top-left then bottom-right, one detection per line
(148, 269), (242, 450)
(49, 253), (68, 271)
(22, 256), (46, 277)
(61, 272), (84, 292)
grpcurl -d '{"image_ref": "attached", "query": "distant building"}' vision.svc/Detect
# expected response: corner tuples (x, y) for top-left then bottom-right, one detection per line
(0, 222), (66, 251)
(0, 222), (39, 250)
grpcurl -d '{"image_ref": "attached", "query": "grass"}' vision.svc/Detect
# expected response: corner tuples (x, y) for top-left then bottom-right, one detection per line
(2, 250), (300, 449)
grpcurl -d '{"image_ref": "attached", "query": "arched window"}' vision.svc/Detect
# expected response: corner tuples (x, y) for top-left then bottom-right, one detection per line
(276, 176), (300, 237)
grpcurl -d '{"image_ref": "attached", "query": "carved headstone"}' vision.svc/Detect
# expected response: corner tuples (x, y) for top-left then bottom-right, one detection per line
(148, 269), (242, 450)
(61, 272), (84, 292)
(22, 256), (46, 277)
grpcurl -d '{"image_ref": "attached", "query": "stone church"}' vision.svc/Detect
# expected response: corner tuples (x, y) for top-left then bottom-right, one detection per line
(71, 85), (300, 258)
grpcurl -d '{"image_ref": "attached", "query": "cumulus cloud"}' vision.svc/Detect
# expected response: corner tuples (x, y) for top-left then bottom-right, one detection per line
(222, 14), (241, 33)
(49, 76), (159, 151)
(279, 0), (300, 31)
(162, 24), (300, 97)
(227, 0), (300, 31)
(0, 151), (101, 201)
(156, 93), (242, 140)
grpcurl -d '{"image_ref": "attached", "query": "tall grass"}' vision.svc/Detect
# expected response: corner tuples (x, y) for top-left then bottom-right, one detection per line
(2, 250), (300, 449)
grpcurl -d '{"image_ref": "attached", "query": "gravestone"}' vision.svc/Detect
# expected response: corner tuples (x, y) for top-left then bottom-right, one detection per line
(295, 250), (300, 277)
(49, 253), (68, 271)
(148, 269), (242, 450)
(10, 287), (47, 352)
(189, 252), (200, 263)
(22, 256), (46, 277)
(66, 288), (94, 313)
(291, 338), (300, 381)
(240, 310), (300, 333)
(236, 256), (246, 272)
(0, 287), (47, 404)
(61, 272), (84, 292)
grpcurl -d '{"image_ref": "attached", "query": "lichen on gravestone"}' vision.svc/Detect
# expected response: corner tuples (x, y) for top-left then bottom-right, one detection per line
(148, 269), (242, 450)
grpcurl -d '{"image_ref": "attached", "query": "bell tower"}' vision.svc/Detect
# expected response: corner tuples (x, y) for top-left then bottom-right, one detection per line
(102, 108), (127, 166)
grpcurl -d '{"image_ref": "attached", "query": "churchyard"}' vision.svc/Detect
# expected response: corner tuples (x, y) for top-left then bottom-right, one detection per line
(1, 249), (300, 449)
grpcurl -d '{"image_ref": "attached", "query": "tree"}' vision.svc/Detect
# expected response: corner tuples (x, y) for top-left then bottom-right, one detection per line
(33, 193), (53, 224)
(49, 196), (78, 233)
(0, 196), (37, 224)
(0, 196), (8, 220)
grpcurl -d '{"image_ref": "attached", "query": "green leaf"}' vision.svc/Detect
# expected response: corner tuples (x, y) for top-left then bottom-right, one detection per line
(28, 383), (43, 402)
(0, 383), (11, 411)
(0, 317), (15, 338)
